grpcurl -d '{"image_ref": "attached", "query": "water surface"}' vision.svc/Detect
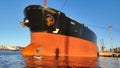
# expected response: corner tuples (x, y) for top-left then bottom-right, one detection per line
(0, 50), (120, 68)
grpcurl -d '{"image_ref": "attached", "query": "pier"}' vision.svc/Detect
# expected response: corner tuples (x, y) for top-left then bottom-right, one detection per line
(99, 51), (120, 57)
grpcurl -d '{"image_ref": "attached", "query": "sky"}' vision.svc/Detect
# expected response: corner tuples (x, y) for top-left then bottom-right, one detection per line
(0, 0), (120, 51)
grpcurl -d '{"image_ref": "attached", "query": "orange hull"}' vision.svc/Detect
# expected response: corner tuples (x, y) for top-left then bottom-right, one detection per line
(21, 32), (98, 57)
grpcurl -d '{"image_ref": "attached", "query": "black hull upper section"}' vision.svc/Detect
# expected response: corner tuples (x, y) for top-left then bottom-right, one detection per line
(22, 5), (97, 44)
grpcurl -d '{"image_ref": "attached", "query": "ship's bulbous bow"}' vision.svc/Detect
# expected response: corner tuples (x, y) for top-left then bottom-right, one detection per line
(21, 33), (98, 57)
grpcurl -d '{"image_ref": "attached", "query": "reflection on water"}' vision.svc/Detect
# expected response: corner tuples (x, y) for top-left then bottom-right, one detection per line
(24, 56), (98, 68)
(0, 50), (98, 68)
(1, 51), (120, 68)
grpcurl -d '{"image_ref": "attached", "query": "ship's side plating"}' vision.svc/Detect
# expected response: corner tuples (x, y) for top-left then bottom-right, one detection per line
(21, 5), (98, 57)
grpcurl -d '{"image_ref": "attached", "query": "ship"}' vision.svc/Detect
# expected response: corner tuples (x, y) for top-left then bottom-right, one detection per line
(20, 3), (98, 57)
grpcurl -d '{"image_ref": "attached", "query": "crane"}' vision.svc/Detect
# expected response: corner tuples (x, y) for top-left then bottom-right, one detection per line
(100, 39), (105, 52)
(108, 25), (114, 51)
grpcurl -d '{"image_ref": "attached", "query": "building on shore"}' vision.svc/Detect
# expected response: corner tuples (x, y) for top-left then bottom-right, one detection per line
(0, 45), (22, 51)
